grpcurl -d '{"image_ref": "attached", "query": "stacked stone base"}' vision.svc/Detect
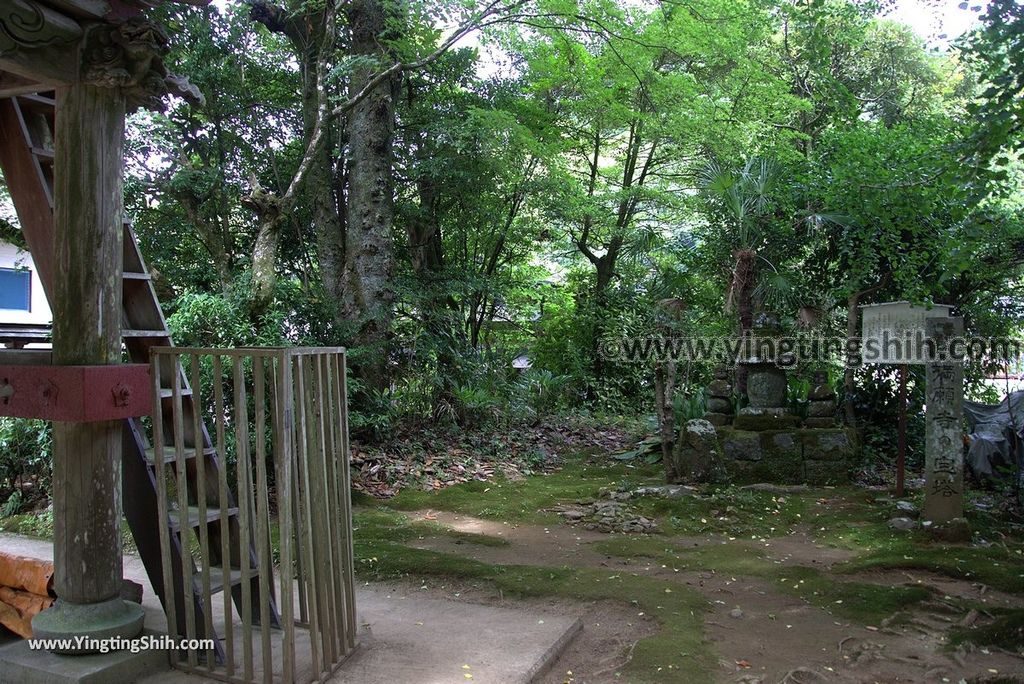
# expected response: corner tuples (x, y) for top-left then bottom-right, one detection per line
(717, 426), (857, 485)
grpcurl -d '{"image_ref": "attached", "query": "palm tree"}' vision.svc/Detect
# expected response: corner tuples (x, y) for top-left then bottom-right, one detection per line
(698, 157), (784, 358)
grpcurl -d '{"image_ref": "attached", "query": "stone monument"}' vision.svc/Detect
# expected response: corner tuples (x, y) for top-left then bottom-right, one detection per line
(804, 370), (837, 428)
(703, 366), (734, 426)
(922, 316), (969, 541)
(671, 418), (727, 484)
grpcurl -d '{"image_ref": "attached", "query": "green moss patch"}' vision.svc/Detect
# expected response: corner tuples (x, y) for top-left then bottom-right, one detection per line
(774, 566), (933, 623)
(951, 609), (1024, 651)
(386, 460), (659, 524)
(353, 507), (510, 547)
(838, 546), (1024, 595)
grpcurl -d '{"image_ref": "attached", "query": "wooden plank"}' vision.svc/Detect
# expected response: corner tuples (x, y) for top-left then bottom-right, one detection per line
(0, 98), (55, 299)
(38, 0), (111, 19)
(253, 357), (274, 683)
(190, 354), (215, 670)
(211, 354), (235, 676)
(232, 355), (254, 681)
(273, 352), (296, 684)
(337, 352), (356, 649)
(0, 350), (51, 365)
(319, 354), (340, 659)
(0, 1), (81, 86)
(152, 354), (178, 642)
(172, 354), (198, 668)
(313, 354), (338, 664)
(294, 355), (323, 674)
(290, 356), (308, 626)
(0, 71), (46, 98)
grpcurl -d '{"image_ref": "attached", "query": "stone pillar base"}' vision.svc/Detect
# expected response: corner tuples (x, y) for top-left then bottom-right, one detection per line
(0, 630), (167, 684)
(31, 598), (145, 653)
(922, 517), (971, 543)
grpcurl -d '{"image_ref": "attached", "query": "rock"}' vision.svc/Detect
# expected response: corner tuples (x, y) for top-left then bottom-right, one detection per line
(802, 417), (835, 428)
(704, 412), (731, 426)
(706, 379), (732, 399)
(807, 386), (835, 401)
(958, 608), (980, 628)
(806, 400), (837, 417)
(671, 419), (728, 484)
(771, 433), (795, 451)
(801, 430), (855, 463)
(562, 510), (584, 521)
(121, 579), (144, 604)
(707, 397), (731, 413)
(888, 517), (917, 530)
(894, 501), (918, 517)
(745, 364), (788, 409)
(729, 607), (744, 619)
(633, 485), (697, 499)
(927, 517), (971, 543)
(732, 412), (800, 431)
(684, 418), (718, 450)
(722, 431), (763, 462)
(808, 372), (835, 401)
(741, 483), (809, 494)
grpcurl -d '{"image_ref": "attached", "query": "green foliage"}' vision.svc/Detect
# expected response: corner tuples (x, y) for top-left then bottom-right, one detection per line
(0, 419), (52, 515)
(110, 0), (1024, 444)
(961, 0), (1024, 168)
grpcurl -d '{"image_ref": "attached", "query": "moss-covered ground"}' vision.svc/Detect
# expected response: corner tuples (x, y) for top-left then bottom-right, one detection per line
(4, 453), (1023, 681)
(350, 455), (1024, 680)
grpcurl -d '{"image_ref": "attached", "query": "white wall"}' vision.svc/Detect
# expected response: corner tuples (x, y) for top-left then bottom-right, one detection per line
(0, 241), (51, 325)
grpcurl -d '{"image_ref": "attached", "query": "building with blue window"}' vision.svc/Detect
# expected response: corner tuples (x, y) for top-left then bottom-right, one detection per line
(0, 240), (51, 347)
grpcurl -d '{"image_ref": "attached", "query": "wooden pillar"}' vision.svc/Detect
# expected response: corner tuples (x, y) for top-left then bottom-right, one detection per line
(31, 81), (144, 648)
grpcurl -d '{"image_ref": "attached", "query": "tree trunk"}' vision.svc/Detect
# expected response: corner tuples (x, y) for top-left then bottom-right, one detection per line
(733, 248), (757, 394)
(241, 183), (283, 314)
(343, 0), (399, 389)
(301, 44), (346, 310)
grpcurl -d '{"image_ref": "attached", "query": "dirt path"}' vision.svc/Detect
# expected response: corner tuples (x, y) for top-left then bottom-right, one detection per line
(402, 510), (1024, 683)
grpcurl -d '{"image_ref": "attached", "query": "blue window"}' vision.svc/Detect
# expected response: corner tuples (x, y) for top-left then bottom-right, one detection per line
(0, 268), (31, 311)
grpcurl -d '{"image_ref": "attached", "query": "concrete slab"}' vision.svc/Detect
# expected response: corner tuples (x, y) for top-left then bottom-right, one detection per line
(329, 589), (582, 684)
(0, 630), (168, 684)
(1, 534), (583, 683)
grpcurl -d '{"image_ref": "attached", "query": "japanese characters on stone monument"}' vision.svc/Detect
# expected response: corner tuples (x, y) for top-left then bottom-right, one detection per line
(922, 315), (965, 526)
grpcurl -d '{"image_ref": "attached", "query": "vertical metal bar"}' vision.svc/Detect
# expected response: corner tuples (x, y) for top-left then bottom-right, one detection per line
(191, 354), (215, 670)
(253, 356), (274, 683)
(294, 354), (323, 675)
(212, 354), (234, 676)
(273, 352), (296, 684)
(152, 353), (178, 649)
(173, 354), (198, 668)
(232, 355), (254, 681)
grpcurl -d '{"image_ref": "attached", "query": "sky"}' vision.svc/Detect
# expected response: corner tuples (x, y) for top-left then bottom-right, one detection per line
(886, 0), (989, 46)
(211, 0), (989, 47)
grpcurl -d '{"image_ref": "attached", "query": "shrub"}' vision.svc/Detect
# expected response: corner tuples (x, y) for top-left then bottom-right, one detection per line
(0, 418), (52, 515)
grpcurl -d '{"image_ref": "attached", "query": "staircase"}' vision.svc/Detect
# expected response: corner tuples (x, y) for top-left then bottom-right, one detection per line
(0, 92), (280, 662)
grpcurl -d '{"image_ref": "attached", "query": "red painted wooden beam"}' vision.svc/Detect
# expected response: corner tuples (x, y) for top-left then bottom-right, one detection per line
(0, 364), (152, 421)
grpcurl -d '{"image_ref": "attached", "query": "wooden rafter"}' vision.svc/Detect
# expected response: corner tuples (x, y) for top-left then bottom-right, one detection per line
(0, 0), (210, 87)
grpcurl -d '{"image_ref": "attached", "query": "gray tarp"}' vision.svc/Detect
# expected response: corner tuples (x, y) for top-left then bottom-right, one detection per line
(963, 392), (1024, 482)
